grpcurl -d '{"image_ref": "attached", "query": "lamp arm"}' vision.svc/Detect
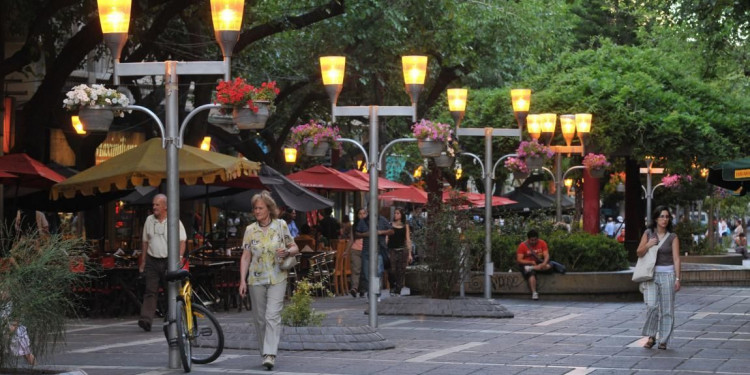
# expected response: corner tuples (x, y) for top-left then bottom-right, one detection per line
(458, 152), (485, 176)
(541, 167), (556, 185)
(338, 138), (369, 167)
(126, 105), (166, 144)
(176, 104), (222, 148)
(562, 165), (586, 181)
(491, 153), (519, 179)
(377, 137), (417, 171)
(651, 183), (665, 196)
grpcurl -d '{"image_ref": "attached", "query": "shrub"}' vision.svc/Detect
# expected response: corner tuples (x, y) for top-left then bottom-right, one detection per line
(1, 228), (88, 368)
(412, 202), (478, 299)
(281, 278), (328, 327)
(466, 228), (629, 272)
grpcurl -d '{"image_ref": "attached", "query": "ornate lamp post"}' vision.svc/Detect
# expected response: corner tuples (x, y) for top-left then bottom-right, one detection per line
(528, 112), (592, 222)
(93, 0), (243, 368)
(319, 55), (426, 327)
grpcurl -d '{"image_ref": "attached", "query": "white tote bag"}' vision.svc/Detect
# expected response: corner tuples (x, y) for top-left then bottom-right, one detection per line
(632, 231), (669, 283)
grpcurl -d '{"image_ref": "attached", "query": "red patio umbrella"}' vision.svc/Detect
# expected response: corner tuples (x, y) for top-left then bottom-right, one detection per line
(0, 153), (66, 189)
(343, 169), (410, 190)
(379, 186), (428, 204)
(286, 165), (370, 191)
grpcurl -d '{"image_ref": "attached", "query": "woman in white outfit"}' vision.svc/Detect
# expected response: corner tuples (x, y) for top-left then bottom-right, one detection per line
(636, 205), (681, 350)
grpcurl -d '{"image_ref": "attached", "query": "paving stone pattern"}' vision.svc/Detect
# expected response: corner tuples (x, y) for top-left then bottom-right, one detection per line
(20, 286), (750, 375)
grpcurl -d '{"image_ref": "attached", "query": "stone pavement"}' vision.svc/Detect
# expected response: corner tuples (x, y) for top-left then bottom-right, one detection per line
(11, 285), (750, 375)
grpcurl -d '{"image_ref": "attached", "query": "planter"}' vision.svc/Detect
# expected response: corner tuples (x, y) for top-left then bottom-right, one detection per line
(513, 171), (530, 180)
(304, 141), (330, 157)
(232, 101), (271, 130)
(417, 139), (445, 157)
(78, 106), (114, 132)
(433, 154), (454, 168)
(589, 167), (606, 178)
(524, 155), (544, 170)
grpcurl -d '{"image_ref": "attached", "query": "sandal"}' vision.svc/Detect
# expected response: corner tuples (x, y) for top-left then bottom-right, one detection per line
(658, 343), (667, 350)
(643, 336), (656, 349)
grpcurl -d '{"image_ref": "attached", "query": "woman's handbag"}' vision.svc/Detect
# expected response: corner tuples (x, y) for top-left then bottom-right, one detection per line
(632, 231), (669, 282)
(279, 254), (298, 270)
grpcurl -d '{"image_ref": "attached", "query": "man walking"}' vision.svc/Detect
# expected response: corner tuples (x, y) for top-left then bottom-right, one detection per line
(138, 194), (186, 331)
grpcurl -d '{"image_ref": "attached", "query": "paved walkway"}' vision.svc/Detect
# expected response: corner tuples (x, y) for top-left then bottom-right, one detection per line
(10, 286), (750, 375)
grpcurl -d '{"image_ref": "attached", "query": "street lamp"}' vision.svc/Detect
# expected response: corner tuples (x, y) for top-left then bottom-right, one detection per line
(284, 147), (298, 163)
(200, 136), (212, 151)
(447, 88), (468, 129)
(319, 55), (425, 327)
(71, 116), (86, 135)
(450, 89), (523, 299)
(95, 0), (243, 368)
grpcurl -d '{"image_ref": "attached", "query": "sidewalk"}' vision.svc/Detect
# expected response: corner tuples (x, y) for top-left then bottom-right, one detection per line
(13, 285), (750, 375)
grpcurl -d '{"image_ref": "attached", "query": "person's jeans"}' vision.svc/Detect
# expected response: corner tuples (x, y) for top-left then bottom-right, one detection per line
(349, 250), (362, 291)
(360, 250), (383, 295)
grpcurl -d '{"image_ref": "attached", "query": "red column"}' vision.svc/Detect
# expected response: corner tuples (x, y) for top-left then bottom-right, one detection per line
(583, 169), (600, 234)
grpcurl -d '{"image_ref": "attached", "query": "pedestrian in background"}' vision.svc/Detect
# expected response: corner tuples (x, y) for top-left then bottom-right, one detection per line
(138, 194), (186, 332)
(354, 207), (392, 301)
(348, 208), (366, 297)
(238, 191), (299, 370)
(636, 205), (680, 350)
(387, 208), (412, 296)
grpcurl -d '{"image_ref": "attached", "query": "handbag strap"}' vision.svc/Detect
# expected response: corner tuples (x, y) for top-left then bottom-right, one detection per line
(648, 229), (670, 253)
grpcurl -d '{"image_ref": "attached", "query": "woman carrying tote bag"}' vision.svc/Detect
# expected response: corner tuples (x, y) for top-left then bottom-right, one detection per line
(635, 205), (681, 350)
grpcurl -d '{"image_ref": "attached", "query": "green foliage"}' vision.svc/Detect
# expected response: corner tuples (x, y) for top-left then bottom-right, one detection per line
(673, 220), (719, 255)
(465, 225), (629, 273)
(412, 201), (478, 299)
(281, 278), (329, 327)
(1, 228), (88, 368)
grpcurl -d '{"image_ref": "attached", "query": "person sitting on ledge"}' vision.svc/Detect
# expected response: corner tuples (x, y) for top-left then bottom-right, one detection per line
(516, 229), (552, 300)
(735, 232), (748, 259)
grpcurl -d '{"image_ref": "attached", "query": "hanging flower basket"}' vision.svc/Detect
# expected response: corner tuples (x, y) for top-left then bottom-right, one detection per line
(304, 141), (330, 157)
(589, 167), (606, 178)
(433, 153), (454, 168)
(78, 106), (115, 132)
(513, 171), (530, 180)
(418, 139), (445, 157)
(232, 100), (271, 129)
(524, 155), (544, 170)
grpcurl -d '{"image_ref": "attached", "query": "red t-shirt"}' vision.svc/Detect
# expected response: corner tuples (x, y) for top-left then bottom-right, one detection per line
(516, 239), (548, 265)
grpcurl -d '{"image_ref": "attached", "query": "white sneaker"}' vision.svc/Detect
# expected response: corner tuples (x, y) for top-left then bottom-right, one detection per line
(532, 292), (539, 300)
(262, 355), (275, 369)
(524, 265), (533, 272)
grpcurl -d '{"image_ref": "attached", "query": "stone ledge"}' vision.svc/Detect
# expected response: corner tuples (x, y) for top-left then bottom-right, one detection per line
(223, 324), (394, 351)
(681, 254), (743, 265)
(375, 296), (514, 318)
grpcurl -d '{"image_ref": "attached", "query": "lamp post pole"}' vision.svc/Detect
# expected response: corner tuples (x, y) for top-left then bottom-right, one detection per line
(95, 0), (243, 368)
(320, 56), (425, 328)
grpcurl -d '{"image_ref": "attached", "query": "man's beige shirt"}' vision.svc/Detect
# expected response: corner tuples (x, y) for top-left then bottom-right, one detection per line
(142, 214), (186, 258)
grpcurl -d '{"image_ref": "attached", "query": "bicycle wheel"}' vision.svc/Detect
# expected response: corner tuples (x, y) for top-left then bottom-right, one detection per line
(189, 303), (224, 364)
(175, 300), (192, 372)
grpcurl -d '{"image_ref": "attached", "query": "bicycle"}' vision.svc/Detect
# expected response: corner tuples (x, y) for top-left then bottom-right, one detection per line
(164, 245), (225, 372)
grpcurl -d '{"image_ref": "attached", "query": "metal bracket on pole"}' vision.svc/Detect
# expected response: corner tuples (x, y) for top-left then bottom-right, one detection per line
(338, 138), (369, 166)
(377, 138), (417, 171)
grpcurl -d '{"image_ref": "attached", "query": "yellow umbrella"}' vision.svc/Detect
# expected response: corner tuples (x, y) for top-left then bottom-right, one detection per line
(51, 138), (260, 199)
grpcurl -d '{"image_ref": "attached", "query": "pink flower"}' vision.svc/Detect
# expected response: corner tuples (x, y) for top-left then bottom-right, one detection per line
(290, 120), (341, 149)
(516, 140), (553, 160)
(582, 153), (610, 170)
(411, 119), (452, 142)
(504, 157), (529, 173)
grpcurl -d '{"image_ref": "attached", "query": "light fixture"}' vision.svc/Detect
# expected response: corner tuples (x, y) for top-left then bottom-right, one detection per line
(575, 113), (592, 146)
(71, 116), (87, 135)
(526, 114), (541, 141)
(511, 89), (531, 134)
(559, 114), (576, 154)
(413, 165), (423, 179)
(401, 56), (428, 105)
(700, 168), (708, 178)
(447, 88), (467, 130)
(319, 56), (346, 105)
(98, 0), (132, 61)
(210, 0), (245, 59)
(200, 136), (211, 151)
(455, 163), (463, 180)
(564, 178), (573, 188)
(538, 113), (557, 146)
(284, 147), (297, 163)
